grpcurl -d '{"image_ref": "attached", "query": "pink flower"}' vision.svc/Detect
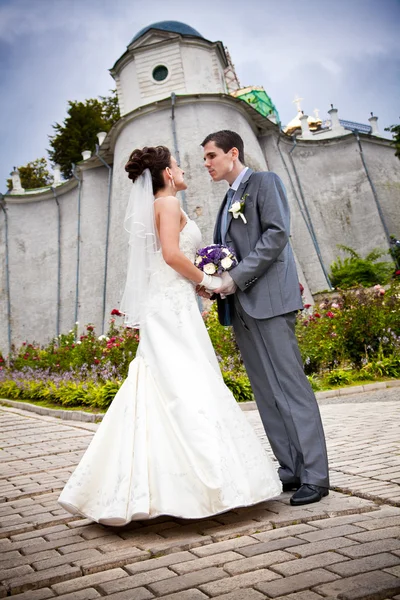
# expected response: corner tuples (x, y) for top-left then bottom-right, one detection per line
(304, 304), (311, 309)
(331, 303), (340, 309)
(111, 309), (123, 316)
(314, 313), (321, 318)
(326, 311), (335, 318)
(87, 325), (94, 332)
(299, 283), (304, 295)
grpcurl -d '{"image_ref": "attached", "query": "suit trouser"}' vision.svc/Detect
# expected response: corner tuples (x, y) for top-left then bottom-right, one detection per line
(232, 300), (329, 488)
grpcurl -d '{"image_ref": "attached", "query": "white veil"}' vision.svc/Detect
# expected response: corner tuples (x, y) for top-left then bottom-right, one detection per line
(120, 169), (161, 328)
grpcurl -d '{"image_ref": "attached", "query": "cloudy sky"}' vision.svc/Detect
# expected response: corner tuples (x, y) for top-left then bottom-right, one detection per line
(1, 0), (399, 191)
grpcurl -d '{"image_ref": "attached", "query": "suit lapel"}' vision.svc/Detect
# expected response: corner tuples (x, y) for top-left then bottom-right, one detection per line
(225, 168), (253, 239)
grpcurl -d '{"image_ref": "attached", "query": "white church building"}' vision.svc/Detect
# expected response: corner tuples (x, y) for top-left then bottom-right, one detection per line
(1, 20), (399, 354)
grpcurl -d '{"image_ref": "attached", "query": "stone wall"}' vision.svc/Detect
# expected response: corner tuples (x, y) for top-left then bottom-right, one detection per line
(0, 98), (399, 354)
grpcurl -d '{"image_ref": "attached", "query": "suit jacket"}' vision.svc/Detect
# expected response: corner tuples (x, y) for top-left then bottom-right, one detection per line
(214, 168), (303, 325)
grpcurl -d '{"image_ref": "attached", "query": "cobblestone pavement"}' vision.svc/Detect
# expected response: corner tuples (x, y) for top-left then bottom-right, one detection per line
(1, 387), (399, 599)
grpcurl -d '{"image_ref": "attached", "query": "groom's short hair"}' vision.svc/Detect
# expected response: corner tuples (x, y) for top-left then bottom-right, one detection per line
(201, 130), (245, 164)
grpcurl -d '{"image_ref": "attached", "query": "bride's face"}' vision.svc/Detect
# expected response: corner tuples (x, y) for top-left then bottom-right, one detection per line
(168, 157), (187, 192)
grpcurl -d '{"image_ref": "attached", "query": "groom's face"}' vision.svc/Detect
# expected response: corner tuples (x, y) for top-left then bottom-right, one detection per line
(203, 141), (237, 182)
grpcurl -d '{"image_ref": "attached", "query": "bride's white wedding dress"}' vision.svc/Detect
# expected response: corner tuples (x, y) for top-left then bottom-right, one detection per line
(58, 216), (281, 525)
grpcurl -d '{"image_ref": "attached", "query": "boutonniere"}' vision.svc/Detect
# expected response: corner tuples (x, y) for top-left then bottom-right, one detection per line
(229, 193), (248, 224)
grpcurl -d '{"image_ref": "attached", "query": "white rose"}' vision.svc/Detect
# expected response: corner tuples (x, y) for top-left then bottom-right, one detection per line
(195, 256), (202, 265)
(230, 201), (241, 213)
(203, 262), (217, 275)
(221, 256), (233, 270)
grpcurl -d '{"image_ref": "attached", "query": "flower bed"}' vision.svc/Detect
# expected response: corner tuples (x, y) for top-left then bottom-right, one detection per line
(1, 282), (399, 409)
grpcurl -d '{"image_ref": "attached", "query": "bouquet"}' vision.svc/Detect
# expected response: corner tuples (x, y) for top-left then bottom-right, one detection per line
(195, 244), (238, 275)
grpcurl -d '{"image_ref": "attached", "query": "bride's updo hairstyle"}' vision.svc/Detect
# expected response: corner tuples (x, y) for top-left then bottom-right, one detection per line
(125, 146), (172, 195)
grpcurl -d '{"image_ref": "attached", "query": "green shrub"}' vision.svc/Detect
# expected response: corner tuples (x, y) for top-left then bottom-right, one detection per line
(361, 356), (400, 378)
(325, 369), (352, 386)
(93, 380), (122, 409)
(222, 371), (254, 402)
(297, 280), (400, 372)
(0, 380), (21, 399)
(329, 245), (394, 289)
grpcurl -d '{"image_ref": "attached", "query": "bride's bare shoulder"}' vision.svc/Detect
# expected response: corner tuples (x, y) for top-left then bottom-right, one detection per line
(154, 196), (180, 212)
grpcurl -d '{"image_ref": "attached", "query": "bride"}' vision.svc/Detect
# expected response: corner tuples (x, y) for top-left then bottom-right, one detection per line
(58, 146), (282, 525)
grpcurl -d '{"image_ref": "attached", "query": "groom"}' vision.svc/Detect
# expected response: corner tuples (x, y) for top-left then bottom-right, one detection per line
(201, 130), (329, 506)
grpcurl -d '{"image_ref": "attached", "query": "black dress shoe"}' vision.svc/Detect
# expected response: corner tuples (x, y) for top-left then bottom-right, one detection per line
(290, 484), (329, 506)
(281, 478), (301, 492)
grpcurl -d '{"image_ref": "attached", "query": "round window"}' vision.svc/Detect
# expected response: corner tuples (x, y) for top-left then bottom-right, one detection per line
(152, 65), (169, 82)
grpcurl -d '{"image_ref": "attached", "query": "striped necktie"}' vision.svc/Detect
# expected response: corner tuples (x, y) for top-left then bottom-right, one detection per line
(221, 188), (235, 245)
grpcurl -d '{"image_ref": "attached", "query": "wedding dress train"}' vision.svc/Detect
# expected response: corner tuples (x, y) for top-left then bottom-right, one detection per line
(58, 216), (282, 525)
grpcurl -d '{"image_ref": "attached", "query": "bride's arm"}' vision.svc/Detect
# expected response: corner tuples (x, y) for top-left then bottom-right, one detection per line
(155, 196), (206, 285)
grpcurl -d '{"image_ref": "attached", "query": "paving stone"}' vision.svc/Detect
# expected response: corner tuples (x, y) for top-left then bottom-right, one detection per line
(210, 590), (266, 600)
(4, 588), (55, 600)
(124, 551), (196, 575)
(307, 513), (374, 528)
(190, 536), (256, 557)
(355, 515), (400, 530)
(0, 564), (34, 581)
(202, 521), (266, 541)
(79, 547), (149, 574)
(286, 536), (359, 558)
(314, 570), (400, 599)
(32, 547), (102, 570)
(19, 534), (85, 554)
(223, 550), (294, 575)
(53, 589), (101, 600)
(57, 534), (122, 554)
(51, 567), (128, 594)
(346, 525), (400, 543)
(105, 589), (154, 600)
(155, 591), (208, 600)
(170, 551), (241, 575)
(252, 523), (317, 542)
(385, 565), (400, 577)
(99, 567), (177, 594)
(4, 565), (81, 595)
(149, 567), (228, 596)
(200, 567), (280, 596)
(296, 524), (366, 543)
(11, 524), (68, 541)
(329, 552), (400, 577)
(237, 537), (308, 557)
(255, 568), (340, 598)
(270, 593), (323, 600)
(338, 538), (400, 558)
(271, 550), (349, 576)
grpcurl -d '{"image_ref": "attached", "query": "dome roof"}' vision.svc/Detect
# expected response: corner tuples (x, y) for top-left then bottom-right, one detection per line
(284, 111), (322, 134)
(130, 21), (203, 44)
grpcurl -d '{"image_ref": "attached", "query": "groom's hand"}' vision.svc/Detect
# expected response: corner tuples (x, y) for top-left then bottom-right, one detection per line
(215, 271), (237, 297)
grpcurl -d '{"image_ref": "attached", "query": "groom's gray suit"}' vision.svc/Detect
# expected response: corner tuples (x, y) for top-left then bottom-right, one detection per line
(214, 168), (329, 488)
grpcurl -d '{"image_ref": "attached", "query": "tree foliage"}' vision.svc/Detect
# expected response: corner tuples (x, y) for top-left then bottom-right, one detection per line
(385, 123), (400, 159)
(7, 157), (52, 191)
(329, 245), (394, 289)
(48, 90), (120, 179)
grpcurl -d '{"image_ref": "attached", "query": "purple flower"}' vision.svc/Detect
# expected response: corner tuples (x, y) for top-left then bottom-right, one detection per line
(195, 244), (238, 274)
